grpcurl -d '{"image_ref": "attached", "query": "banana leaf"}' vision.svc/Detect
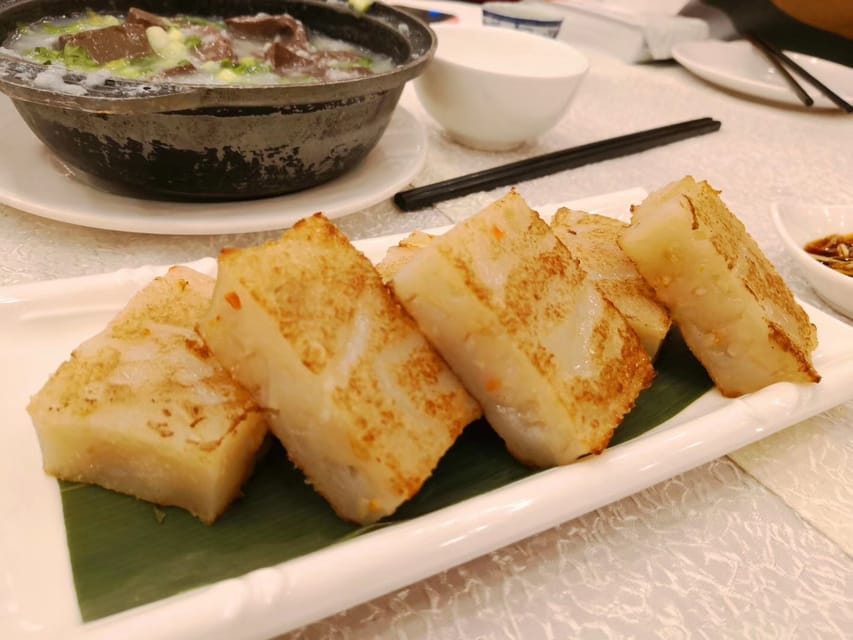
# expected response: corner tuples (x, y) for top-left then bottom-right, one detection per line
(61, 329), (711, 622)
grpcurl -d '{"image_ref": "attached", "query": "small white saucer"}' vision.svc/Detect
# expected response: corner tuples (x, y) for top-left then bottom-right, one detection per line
(772, 201), (853, 319)
(672, 39), (853, 109)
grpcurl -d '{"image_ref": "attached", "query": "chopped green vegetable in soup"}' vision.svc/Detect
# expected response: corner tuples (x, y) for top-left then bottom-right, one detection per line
(4, 7), (395, 84)
(39, 10), (122, 36)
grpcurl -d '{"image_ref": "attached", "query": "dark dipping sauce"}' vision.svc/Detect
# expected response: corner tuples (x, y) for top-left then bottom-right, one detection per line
(804, 233), (853, 277)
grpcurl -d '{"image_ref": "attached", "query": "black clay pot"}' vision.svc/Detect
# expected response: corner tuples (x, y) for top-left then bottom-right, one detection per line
(0, 0), (435, 200)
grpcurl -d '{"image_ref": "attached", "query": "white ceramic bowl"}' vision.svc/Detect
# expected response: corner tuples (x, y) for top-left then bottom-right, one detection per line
(413, 24), (588, 151)
(481, 1), (565, 39)
(772, 201), (853, 319)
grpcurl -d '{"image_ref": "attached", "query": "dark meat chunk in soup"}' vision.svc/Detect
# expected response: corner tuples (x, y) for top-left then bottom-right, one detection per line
(318, 50), (373, 77)
(161, 61), (197, 77)
(58, 23), (152, 64)
(265, 43), (371, 79)
(127, 7), (170, 29)
(190, 26), (235, 62)
(225, 14), (308, 44)
(265, 41), (312, 72)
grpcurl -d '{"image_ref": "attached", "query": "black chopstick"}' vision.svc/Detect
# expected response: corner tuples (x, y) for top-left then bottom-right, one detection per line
(746, 31), (853, 113)
(394, 117), (721, 211)
(746, 33), (813, 107)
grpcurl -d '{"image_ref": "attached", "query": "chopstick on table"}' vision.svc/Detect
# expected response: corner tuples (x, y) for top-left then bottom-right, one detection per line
(394, 117), (721, 212)
(745, 31), (853, 113)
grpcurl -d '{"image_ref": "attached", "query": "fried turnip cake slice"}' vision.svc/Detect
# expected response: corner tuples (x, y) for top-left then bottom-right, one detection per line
(198, 214), (481, 525)
(376, 230), (436, 283)
(551, 208), (672, 359)
(27, 266), (269, 524)
(389, 190), (655, 468)
(619, 176), (820, 397)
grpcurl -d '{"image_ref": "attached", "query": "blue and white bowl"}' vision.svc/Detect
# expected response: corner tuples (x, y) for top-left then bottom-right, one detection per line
(482, 1), (565, 39)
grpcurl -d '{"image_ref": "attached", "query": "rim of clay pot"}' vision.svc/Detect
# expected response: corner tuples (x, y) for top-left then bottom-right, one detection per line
(0, 0), (436, 113)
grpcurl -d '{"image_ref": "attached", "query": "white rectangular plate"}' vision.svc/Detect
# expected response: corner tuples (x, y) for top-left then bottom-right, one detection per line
(3, 188), (853, 640)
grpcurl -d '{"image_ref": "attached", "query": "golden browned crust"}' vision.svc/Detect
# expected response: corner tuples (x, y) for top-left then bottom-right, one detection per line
(27, 266), (269, 524)
(684, 183), (816, 351)
(206, 214), (481, 523)
(376, 230), (436, 283)
(391, 190), (655, 466)
(551, 208), (672, 358)
(620, 176), (820, 397)
(30, 267), (264, 451)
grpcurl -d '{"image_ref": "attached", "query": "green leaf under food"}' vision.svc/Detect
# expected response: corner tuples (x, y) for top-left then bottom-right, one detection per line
(609, 328), (711, 446)
(62, 443), (360, 622)
(60, 329), (711, 622)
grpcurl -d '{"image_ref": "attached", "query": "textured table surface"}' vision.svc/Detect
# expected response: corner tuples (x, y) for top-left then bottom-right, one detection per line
(1, 3), (851, 638)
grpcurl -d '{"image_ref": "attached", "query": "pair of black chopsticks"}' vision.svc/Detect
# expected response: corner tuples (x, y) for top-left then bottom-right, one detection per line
(394, 117), (721, 211)
(746, 31), (853, 113)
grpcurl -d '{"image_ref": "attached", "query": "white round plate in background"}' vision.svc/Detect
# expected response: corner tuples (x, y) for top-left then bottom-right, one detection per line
(672, 39), (853, 109)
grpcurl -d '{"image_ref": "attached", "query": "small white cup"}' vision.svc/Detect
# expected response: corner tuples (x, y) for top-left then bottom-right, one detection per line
(414, 24), (588, 151)
(481, 1), (565, 39)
